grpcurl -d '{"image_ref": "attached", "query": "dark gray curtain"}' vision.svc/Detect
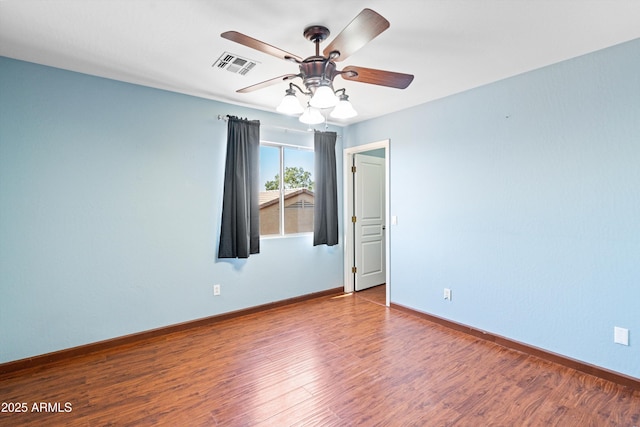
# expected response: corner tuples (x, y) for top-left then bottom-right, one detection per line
(313, 131), (338, 246)
(218, 116), (260, 258)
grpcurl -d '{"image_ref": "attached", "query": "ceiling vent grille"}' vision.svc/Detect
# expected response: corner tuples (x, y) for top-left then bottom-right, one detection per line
(213, 52), (259, 76)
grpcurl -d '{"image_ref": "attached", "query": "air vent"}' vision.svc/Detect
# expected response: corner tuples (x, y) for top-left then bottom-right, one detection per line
(213, 52), (259, 76)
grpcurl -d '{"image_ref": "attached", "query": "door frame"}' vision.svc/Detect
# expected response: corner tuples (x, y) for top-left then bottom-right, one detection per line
(342, 139), (390, 306)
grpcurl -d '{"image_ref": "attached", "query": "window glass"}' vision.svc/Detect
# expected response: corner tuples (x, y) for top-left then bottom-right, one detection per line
(259, 145), (281, 236)
(259, 144), (314, 236)
(283, 147), (314, 234)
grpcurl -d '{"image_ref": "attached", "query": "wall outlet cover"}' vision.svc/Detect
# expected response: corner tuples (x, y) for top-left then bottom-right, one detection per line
(614, 326), (629, 346)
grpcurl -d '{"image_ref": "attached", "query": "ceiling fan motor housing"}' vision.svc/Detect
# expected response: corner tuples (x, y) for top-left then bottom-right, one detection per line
(300, 57), (337, 92)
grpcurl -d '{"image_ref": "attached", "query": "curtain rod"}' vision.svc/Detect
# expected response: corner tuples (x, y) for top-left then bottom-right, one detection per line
(217, 114), (339, 136)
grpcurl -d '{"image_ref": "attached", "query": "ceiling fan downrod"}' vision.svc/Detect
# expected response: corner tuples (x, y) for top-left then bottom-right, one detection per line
(303, 25), (330, 57)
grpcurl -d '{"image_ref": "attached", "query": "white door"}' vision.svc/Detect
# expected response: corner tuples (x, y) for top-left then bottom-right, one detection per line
(354, 154), (386, 291)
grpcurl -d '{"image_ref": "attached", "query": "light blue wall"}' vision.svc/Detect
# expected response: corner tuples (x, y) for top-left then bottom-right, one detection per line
(345, 39), (640, 378)
(2, 37), (639, 378)
(0, 57), (343, 363)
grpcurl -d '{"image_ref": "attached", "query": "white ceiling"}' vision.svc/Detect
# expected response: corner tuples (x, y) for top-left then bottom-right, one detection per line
(1, 0), (639, 125)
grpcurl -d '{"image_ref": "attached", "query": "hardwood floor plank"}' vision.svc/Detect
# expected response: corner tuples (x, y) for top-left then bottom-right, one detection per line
(1, 287), (639, 426)
(214, 386), (313, 426)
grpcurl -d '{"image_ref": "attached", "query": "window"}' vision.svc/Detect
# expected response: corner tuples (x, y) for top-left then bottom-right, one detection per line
(259, 143), (314, 236)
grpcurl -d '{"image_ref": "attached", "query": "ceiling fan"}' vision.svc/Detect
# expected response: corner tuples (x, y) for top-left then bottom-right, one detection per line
(221, 8), (414, 121)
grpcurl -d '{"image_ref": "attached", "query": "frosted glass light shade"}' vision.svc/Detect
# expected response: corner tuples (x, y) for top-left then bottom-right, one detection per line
(299, 106), (324, 125)
(309, 85), (338, 109)
(276, 92), (304, 115)
(330, 98), (357, 119)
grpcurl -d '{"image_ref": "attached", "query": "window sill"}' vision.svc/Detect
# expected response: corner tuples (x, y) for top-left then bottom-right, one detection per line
(260, 232), (313, 240)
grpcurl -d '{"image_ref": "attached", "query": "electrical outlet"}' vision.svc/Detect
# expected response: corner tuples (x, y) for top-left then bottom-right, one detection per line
(444, 288), (452, 301)
(213, 284), (221, 296)
(614, 326), (629, 346)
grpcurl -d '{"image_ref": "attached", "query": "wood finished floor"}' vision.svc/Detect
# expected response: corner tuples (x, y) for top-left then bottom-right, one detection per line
(1, 285), (639, 426)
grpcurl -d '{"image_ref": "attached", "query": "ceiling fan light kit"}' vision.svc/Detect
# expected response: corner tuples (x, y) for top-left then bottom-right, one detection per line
(299, 105), (325, 125)
(308, 84), (339, 109)
(276, 87), (305, 115)
(330, 91), (358, 119)
(221, 8), (414, 124)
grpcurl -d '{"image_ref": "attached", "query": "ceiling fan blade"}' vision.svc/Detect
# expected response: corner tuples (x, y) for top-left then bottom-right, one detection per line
(340, 66), (414, 89)
(323, 9), (390, 62)
(236, 74), (299, 93)
(221, 31), (303, 62)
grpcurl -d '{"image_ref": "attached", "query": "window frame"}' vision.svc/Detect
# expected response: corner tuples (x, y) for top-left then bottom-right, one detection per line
(260, 140), (314, 239)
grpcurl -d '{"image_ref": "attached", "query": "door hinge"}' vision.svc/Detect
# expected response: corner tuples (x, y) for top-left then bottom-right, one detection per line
(351, 166), (356, 173)
(352, 266), (357, 273)
(352, 216), (357, 223)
